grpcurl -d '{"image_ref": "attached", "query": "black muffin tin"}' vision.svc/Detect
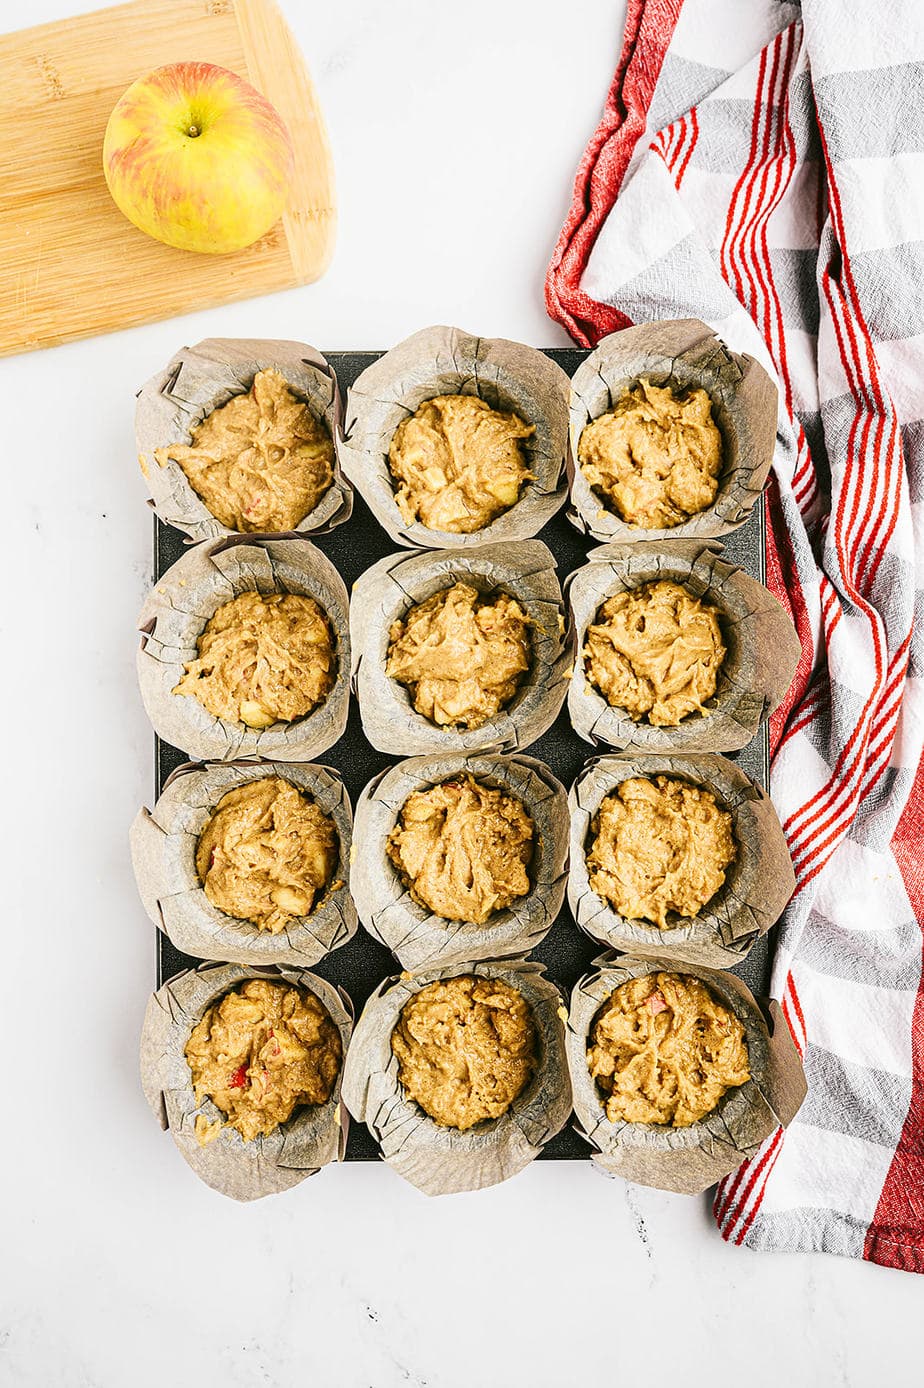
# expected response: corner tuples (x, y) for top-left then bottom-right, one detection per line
(152, 349), (770, 1161)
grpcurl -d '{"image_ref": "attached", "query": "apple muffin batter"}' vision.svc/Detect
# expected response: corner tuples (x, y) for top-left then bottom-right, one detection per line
(186, 978), (342, 1142)
(173, 590), (335, 729)
(584, 579), (726, 725)
(388, 394), (534, 533)
(587, 971), (750, 1126)
(386, 582), (531, 730)
(578, 378), (723, 529)
(386, 774), (534, 924)
(196, 777), (340, 933)
(586, 775), (735, 927)
(391, 974), (537, 1130)
(155, 368), (334, 533)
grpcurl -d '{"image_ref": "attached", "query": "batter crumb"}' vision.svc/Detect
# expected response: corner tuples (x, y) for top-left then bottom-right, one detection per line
(391, 974), (537, 1130)
(386, 582), (531, 730)
(197, 777), (340, 932)
(155, 368), (334, 532)
(386, 774), (534, 924)
(388, 393), (534, 533)
(587, 971), (750, 1126)
(586, 775), (736, 927)
(584, 579), (726, 725)
(578, 378), (723, 528)
(173, 590), (335, 729)
(186, 978), (342, 1142)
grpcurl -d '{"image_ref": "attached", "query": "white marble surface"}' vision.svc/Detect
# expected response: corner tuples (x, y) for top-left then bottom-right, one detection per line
(1, 1), (920, 1384)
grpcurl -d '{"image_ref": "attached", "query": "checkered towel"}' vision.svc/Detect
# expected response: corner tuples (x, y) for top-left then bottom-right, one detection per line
(547, 0), (924, 1271)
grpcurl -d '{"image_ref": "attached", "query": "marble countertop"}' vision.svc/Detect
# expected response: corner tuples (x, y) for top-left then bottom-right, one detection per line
(2, 1), (920, 1384)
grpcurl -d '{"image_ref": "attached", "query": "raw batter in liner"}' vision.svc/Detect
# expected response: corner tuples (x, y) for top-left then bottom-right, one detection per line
(173, 590), (335, 729)
(155, 368), (334, 533)
(391, 974), (537, 1130)
(586, 775), (736, 927)
(578, 377), (723, 529)
(388, 394), (534, 533)
(185, 978), (342, 1143)
(386, 774), (534, 924)
(386, 582), (531, 730)
(584, 579), (726, 725)
(586, 971), (750, 1126)
(196, 777), (340, 933)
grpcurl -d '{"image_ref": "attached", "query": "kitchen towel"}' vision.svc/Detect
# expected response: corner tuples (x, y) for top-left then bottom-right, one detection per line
(547, 0), (924, 1271)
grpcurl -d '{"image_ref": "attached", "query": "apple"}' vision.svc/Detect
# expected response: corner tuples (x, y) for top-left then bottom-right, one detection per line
(102, 61), (294, 255)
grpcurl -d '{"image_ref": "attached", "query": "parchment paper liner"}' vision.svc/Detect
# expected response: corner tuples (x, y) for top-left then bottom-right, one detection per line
(568, 753), (795, 968)
(137, 537), (350, 762)
(339, 325), (570, 549)
(340, 959), (572, 1195)
(568, 319), (778, 543)
(140, 962), (353, 1202)
(135, 337), (352, 542)
(351, 540), (569, 755)
(130, 760), (357, 967)
(351, 754), (568, 970)
(567, 952), (806, 1193)
(567, 540), (801, 752)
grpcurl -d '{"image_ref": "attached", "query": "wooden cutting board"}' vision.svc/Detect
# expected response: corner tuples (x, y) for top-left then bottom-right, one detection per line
(0, 0), (336, 356)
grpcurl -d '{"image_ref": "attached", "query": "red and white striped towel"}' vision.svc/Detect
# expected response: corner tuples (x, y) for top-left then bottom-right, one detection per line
(548, 0), (924, 1271)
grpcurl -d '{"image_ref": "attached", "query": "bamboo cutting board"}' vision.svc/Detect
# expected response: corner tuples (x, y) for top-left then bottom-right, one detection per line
(0, 0), (336, 356)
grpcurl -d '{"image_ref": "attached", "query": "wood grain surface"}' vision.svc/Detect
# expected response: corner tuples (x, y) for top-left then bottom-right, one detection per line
(0, 0), (336, 355)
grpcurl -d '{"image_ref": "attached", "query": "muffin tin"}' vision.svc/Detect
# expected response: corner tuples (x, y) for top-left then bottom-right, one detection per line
(146, 345), (782, 1165)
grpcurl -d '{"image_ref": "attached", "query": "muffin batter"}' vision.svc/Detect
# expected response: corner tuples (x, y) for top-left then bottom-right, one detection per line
(185, 978), (342, 1142)
(196, 777), (340, 933)
(386, 582), (531, 730)
(584, 579), (726, 725)
(587, 971), (750, 1126)
(386, 774), (534, 924)
(388, 394), (534, 533)
(586, 775), (735, 927)
(155, 368), (334, 532)
(173, 590), (335, 729)
(578, 378), (723, 528)
(391, 974), (537, 1130)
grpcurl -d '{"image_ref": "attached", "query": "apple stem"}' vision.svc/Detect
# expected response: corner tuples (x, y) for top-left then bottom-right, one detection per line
(187, 124), (201, 138)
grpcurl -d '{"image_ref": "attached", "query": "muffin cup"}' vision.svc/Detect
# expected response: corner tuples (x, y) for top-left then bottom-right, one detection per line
(136, 337), (352, 542)
(140, 962), (353, 1202)
(340, 960), (572, 1195)
(351, 753), (569, 970)
(567, 952), (806, 1193)
(137, 536), (350, 762)
(568, 753), (795, 968)
(567, 539), (801, 752)
(351, 540), (569, 755)
(568, 319), (778, 543)
(130, 760), (357, 968)
(339, 325), (570, 548)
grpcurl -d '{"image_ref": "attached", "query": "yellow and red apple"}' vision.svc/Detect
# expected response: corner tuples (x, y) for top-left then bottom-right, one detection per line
(102, 61), (294, 255)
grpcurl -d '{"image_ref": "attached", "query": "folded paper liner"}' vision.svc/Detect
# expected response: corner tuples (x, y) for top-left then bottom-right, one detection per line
(140, 962), (353, 1201)
(137, 537), (350, 762)
(135, 337), (352, 542)
(567, 539), (801, 753)
(351, 753), (569, 970)
(568, 318), (779, 543)
(130, 760), (357, 968)
(339, 324), (570, 549)
(340, 959), (572, 1195)
(567, 952), (807, 1193)
(351, 539), (570, 755)
(568, 752), (795, 969)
